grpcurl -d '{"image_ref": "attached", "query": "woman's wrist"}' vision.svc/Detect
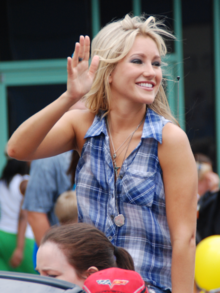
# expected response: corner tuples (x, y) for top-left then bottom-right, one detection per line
(60, 91), (81, 109)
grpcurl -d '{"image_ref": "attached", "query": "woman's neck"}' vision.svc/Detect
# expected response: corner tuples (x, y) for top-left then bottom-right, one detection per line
(107, 101), (147, 132)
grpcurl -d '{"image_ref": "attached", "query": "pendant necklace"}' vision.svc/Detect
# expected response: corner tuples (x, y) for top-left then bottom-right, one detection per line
(107, 114), (145, 227)
(107, 118), (144, 179)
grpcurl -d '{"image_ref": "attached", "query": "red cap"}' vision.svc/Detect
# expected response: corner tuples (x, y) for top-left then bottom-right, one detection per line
(83, 268), (148, 293)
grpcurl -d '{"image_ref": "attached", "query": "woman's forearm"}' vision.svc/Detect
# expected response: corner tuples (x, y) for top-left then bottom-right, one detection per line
(171, 236), (196, 293)
(7, 91), (73, 160)
(7, 40), (99, 161)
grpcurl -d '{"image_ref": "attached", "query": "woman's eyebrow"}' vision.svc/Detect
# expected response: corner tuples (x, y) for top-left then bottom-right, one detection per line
(130, 53), (161, 59)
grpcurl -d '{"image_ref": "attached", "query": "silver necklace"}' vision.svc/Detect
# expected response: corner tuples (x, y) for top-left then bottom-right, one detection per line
(107, 114), (145, 227)
(107, 117), (145, 178)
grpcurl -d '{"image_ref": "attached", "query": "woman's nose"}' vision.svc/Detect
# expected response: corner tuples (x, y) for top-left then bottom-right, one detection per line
(142, 64), (156, 78)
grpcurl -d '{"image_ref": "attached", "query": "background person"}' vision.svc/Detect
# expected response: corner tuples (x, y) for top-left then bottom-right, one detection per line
(195, 153), (219, 198)
(54, 190), (78, 225)
(22, 151), (72, 272)
(0, 159), (36, 273)
(36, 223), (135, 288)
(22, 151), (72, 247)
(7, 14), (197, 293)
(195, 153), (220, 243)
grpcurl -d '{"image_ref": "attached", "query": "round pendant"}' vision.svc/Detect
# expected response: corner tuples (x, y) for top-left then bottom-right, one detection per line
(114, 214), (125, 227)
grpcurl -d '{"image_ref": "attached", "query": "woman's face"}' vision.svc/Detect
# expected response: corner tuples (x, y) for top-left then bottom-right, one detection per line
(36, 241), (85, 288)
(109, 35), (162, 106)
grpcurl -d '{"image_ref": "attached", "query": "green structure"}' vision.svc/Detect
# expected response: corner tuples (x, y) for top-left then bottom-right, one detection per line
(0, 0), (183, 171)
(2, 0), (218, 173)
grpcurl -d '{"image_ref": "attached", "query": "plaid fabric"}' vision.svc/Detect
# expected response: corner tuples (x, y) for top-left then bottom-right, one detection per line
(75, 108), (172, 291)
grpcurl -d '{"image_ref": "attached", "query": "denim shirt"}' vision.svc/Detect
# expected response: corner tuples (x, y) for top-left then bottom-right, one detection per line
(75, 108), (172, 291)
(23, 152), (72, 226)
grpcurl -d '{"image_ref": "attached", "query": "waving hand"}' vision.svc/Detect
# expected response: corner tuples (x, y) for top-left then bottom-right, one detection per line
(66, 35), (99, 102)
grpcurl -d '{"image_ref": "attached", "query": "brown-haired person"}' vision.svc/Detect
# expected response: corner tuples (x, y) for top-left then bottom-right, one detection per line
(195, 153), (220, 244)
(36, 223), (134, 288)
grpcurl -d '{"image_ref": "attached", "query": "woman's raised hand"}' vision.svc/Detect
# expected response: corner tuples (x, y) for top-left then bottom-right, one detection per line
(66, 35), (99, 103)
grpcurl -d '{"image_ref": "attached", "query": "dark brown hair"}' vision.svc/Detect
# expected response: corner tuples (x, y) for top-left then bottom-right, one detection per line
(67, 151), (80, 186)
(41, 223), (134, 275)
(0, 159), (29, 186)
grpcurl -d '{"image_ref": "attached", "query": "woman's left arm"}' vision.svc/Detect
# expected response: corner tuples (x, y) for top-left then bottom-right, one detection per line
(158, 123), (198, 293)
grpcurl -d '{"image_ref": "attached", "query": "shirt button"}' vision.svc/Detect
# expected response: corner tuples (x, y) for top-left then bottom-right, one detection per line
(119, 174), (123, 179)
(108, 236), (112, 241)
(111, 215), (114, 220)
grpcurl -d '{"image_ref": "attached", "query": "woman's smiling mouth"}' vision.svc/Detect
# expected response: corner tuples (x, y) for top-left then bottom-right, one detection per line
(136, 82), (155, 90)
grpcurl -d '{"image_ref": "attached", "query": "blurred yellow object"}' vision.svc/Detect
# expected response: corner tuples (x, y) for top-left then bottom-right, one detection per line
(195, 235), (220, 291)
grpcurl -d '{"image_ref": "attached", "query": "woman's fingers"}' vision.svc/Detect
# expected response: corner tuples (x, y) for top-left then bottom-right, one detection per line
(89, 55), (100, 77)
(71, 35), (90, 67)
(67, 57), (73, 77)
(72, 42), (80, 68)
(84, 36), (90, 61)
(78, 36), (84, 60)
(68, 35), (96, 82)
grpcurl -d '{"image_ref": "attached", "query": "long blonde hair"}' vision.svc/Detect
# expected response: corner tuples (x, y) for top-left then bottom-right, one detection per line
(85, 14), (178, 124)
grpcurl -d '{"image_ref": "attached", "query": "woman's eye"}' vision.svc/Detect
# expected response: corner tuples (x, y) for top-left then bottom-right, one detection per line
(48, 274), (58, 278)
(130, 59), (143, 64)
(152, 61), (161, 67)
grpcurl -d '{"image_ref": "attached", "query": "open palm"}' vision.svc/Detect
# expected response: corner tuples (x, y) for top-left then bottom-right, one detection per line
(66, 35), (99, 102)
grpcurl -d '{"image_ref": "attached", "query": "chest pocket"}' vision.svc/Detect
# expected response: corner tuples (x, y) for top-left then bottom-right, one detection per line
(121, 171), (156, 207)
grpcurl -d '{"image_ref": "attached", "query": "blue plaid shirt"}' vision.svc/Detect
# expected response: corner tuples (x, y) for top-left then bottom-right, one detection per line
(75, 108), (172, 291)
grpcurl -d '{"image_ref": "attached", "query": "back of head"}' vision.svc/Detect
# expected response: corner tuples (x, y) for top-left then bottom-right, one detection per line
(0, 159), (29, 186)
(86, 14), (177, 124)
(41, 223), (134, 275)
(83, 267), (148, 293)
(55, 190), (78, 224)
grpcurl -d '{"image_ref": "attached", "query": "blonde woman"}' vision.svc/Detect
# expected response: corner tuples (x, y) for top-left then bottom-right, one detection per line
(7, 15), (197, 293)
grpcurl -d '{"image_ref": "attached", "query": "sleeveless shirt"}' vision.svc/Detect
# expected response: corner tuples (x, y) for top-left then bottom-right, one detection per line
(75, 108), (172, 291)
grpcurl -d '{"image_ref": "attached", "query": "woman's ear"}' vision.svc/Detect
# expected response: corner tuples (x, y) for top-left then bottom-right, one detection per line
(85, 266), (99, 277)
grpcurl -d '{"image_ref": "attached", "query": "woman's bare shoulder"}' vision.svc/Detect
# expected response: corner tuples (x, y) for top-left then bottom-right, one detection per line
(158, 122), (195, 171)
(161, 122), (188, 147)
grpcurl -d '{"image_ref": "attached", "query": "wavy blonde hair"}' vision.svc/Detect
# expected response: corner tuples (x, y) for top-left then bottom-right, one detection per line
(85, 14), (178, 124)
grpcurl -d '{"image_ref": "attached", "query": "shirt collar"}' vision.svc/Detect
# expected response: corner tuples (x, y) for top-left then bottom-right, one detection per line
(84, 111), (108, 139)
(85, 108), (165, 144)
(142, 108), (164, 144)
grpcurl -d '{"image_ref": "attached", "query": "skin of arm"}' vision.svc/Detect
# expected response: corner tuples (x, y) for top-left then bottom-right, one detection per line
(158, 123), (198, 293)
(7, 36), (99, 161)
(9, 200), (28, 268)
(27, 211), (50, 247)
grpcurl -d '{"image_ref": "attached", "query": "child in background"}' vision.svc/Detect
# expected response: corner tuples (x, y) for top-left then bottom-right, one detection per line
(54, 190), (78, 225)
